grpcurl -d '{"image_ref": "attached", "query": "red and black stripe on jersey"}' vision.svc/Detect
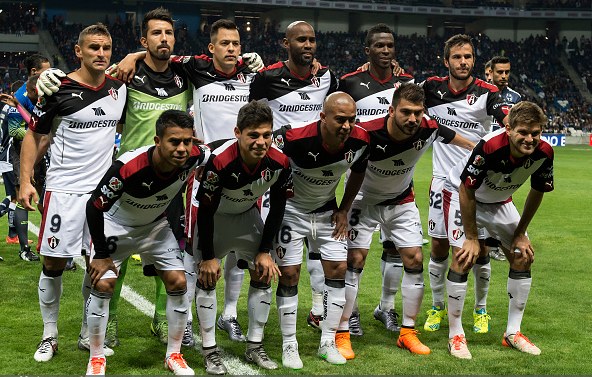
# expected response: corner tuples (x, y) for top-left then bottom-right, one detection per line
(449, 129), (554, 204)
(357, 114), (456, 205)
(273, 121), (370, 213)
(195, 139), (292, 260)
(170, 55), (255, 141)
(339, 70), (414, 121)
(87, 143), (208, 257)
(249, 62), (338, 128)
(30, 75), (126, 194)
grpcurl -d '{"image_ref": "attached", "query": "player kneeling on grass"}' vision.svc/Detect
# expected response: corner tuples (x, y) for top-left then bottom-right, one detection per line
(193, 100), (290, 374)
(85, 110), (210, 375)
(442, 101), (553, 359)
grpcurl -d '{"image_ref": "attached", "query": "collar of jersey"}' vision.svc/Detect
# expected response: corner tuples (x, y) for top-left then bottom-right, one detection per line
(284, 61), (311, 80)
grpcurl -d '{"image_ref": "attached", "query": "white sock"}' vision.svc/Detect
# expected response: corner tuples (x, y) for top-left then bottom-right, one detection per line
(196, 286), (217, 348)
(308, 255), (325, 316)
(340, 264), (362, 331)
(507, 270), (532, 335)
(401, 269), (424, 328)
(446, 270), (468, 339)
(428, 255), (449, 308)
(87, 290), (111, 359)
(321, 278), (346, 344)
(276, 284), (298, 345)
(39, 269), (63, 339)
(473, 257), (491, 311)
(80, 271), (92, 338)
(166, 289), (189, 358)
(352, 268), (363, 314)
(183, 252), (197, 323)
(380, 252), (403, 311)
(222, 252), (244, 319)
(246, 281), (272, 343)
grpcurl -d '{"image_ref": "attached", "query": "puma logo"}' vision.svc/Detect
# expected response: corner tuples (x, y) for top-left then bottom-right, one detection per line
(437, 90), (446, 99)
(283, 310), (296, 316)
(260, 301), (271, 306)
(134, 75), (146, 83)
(174, 309), (188, 314)
(231, 173), (240, 182)
(308, 151), (319, 161)
(204, 193), (214, 201)
(360, 81), (370, 89)
(281, 78), (291, 86)
(467, 176), (476, 185)
(206, 71), (216, 77)
(92, 312), (106, 317)
(72, 91), (84, 100)
(199, 304), (214, 309)
(142, 181), (153, 190)
(376, 144), (387, 152)
(448, 295), (461, 301)
(331, 303), (344, 309)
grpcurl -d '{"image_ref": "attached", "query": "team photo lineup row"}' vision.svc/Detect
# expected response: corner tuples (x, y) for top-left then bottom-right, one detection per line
(4, 6), (554, 376)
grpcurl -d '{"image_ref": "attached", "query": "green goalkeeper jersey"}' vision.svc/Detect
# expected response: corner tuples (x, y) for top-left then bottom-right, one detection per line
(118, 60), (192, 156)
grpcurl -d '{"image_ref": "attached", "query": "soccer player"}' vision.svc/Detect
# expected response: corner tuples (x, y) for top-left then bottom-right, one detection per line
(116, 18), (264, 345)
(0, 84), (22, 249)
(484, 60), (492, 84)
(36, 8), (194, 349)
(487, 55), (523, 262)
(337, 83), (476, 359)
(272, 92), (369, 368)
(422, 34), (508, 335)
(193, 100), (289, 373)
(5, 54), (50, 259)
(442, 101), (552, 359)
(250, 20), (338, 331)
(19, 23), (127, 363)
(338, 23), (414, 336)
(84, 110), (208, 375)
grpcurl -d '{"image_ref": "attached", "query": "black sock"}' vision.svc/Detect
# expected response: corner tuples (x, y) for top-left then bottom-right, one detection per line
(14, 204), (29, 250)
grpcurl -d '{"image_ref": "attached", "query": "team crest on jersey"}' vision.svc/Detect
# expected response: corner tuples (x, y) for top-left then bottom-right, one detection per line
(274, 134), (284, 149)
(237, 72), (246, 84)
(311, 76), (320, 88)
(473, 155), (485, 166)
(37, 96), (46, 108)
(109, 87), (118, 100)
(261, 168), (273, 182)
(109, 177), (122, 191)
(276, 246), (286, 259)
(523, 158), (533, 169)
(348, 228), (358, 241)
(183, 56), (191, 64)
(393, 82), (401, 90)
(428, 219), (435, 232)
(452, 228), (464, 241)
(205, 171), (219, 183)
(179, 169), (190, 181)
(174, 75), (183, 88)
(344, 150), (355, 164)
(47, 236), (60, 249)
(413, 139), (426, 151)
(466, 94), (477, 105)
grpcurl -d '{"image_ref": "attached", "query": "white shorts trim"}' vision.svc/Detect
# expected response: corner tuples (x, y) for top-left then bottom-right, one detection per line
(347, 201), (424, 249)
(90, 217), (183, 280)
(39, 191), (91, 258)
(273, 204), (347, 267)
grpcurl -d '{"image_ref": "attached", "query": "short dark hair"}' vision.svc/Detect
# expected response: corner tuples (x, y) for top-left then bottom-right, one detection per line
(508, 101), (547, 130)
(365, 23), (393, 47)
(11, 80), (25, 93)
(484, 60), (492, 70)
(444, 34), (474, 61)
(155, 109), (194, 138)
(27, 74), (40, 88)
(490, 56), (510, 71)
(236, 100), (273, 132)
(141, 7), (174, 39)
(25, 54), (49, 76)
(391, 83), (425, 108)
(78, 23), (111, 47)
(210, 19), (238, 42)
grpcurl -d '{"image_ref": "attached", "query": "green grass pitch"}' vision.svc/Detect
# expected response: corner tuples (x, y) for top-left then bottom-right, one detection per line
(0, 145), (590, 375)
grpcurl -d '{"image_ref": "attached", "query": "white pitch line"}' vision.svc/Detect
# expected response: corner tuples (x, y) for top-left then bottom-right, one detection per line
(29, 223), (260, 375)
